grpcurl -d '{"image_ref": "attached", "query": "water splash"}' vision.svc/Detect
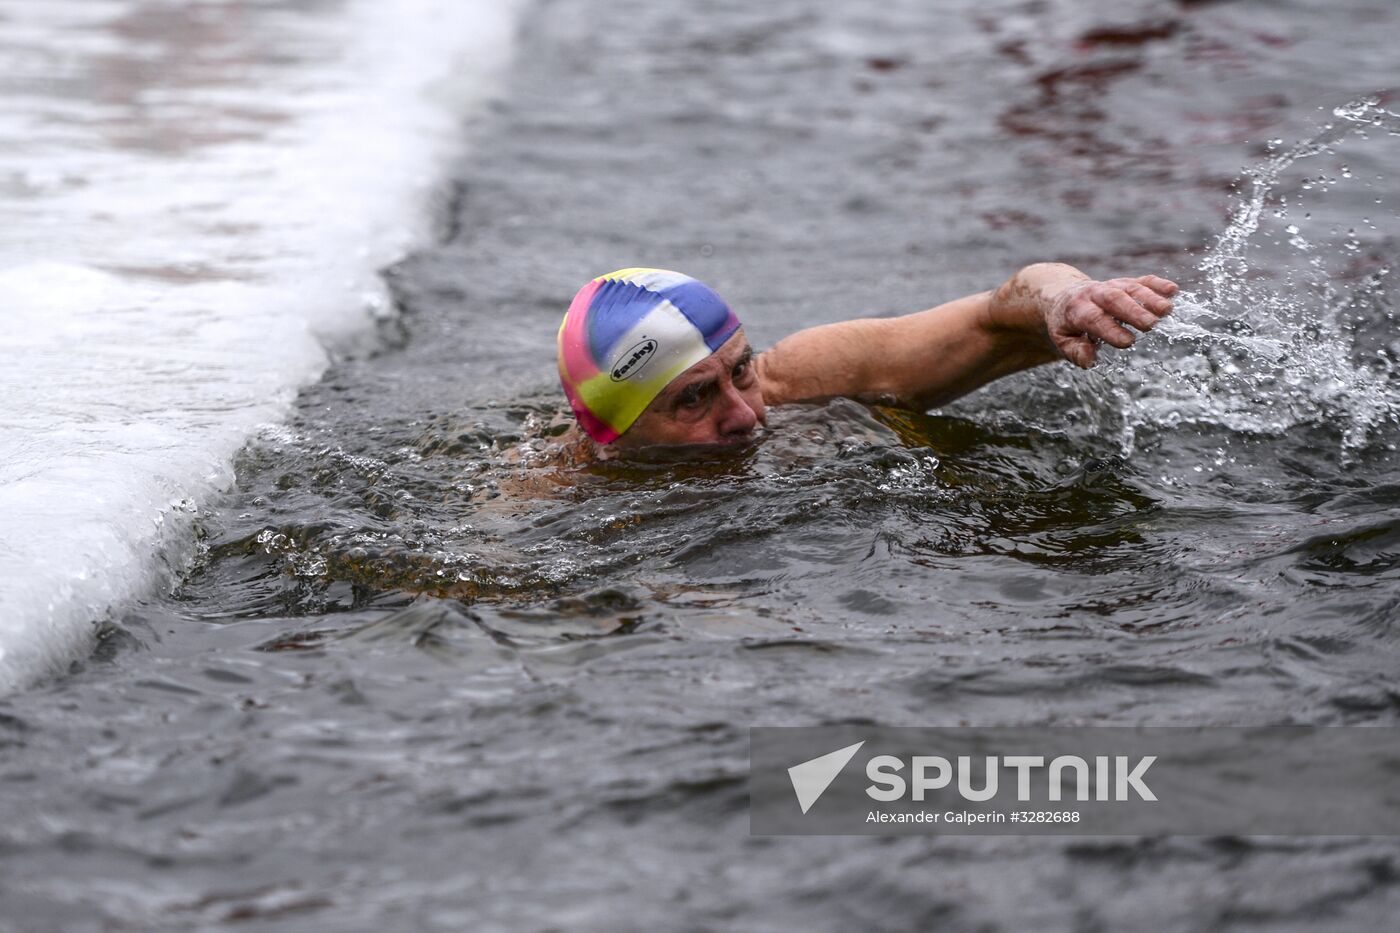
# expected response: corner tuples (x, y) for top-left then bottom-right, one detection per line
(1093, 98), (1400, 458)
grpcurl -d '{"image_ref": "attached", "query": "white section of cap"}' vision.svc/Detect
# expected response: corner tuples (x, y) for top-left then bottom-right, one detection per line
(604, 298), (709, 384)
(615, 269), (693, 293)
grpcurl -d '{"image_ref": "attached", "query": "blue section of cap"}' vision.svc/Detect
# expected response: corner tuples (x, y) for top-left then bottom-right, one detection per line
(586, 279), (658, 364)
(705, 317), (741, 352)
(657, 280), (737, 350)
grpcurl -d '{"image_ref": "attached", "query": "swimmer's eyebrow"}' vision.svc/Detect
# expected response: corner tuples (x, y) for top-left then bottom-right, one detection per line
(668, 375), (715, 406)
(665, 346), (754, 400)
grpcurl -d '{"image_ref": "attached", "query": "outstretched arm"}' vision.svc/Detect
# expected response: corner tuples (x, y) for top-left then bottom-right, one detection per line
(755, 263), (1177, 411)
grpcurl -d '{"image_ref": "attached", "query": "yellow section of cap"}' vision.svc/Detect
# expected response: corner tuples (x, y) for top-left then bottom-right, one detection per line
(574, 349), (702, 436)
(594, 267), (656, 283)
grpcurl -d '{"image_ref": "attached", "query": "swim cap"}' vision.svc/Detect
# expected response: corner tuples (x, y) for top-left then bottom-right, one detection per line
(558, 268), (742, 443)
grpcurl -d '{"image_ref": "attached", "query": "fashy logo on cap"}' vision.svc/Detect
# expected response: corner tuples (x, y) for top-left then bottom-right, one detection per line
(610, 338), (657, 381)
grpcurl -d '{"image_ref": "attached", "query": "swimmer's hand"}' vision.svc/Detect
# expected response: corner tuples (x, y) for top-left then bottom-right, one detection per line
(1043, 274), (1178, 368)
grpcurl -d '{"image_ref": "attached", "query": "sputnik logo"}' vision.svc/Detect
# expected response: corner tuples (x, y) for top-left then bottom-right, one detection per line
(787, 741), (865, 814)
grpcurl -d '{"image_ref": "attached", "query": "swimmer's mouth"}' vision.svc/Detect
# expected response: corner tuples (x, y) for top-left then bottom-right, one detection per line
(616, 428), (764, 463)
(713, 429), (761, 448)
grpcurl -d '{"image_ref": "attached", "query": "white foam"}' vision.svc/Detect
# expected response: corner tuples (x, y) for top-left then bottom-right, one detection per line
(0, 0), (523, 691)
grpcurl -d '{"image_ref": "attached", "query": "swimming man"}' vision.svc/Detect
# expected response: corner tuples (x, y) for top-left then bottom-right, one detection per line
(557, 264), (1178, 456)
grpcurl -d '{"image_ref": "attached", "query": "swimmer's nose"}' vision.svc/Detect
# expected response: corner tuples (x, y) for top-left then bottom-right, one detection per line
(715, 383), (758, 438)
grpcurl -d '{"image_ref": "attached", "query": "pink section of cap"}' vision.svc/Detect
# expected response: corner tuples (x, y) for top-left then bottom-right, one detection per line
(563, 381), (619, 444)
(559, 278), (603, 383)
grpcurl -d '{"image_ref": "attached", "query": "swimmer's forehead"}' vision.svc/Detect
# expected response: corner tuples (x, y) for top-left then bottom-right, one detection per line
(656, 330), (753, 399)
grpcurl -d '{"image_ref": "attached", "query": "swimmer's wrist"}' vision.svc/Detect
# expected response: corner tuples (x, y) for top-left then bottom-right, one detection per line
(986, 263), (1090, 363)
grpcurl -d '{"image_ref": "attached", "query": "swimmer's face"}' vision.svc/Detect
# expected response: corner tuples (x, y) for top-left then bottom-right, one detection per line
(611, 329), (766, 452)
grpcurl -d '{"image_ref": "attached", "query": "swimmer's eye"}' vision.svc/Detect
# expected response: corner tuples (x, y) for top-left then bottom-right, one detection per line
(671, 381), (716, 423)
(677, 386), (705, 408)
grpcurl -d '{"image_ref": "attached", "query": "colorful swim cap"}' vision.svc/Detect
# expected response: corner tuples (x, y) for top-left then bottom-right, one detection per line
(558, 268), (742, 443)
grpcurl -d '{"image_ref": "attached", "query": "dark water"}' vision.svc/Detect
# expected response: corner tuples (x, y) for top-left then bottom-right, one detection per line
(5, 0), (1400, 929)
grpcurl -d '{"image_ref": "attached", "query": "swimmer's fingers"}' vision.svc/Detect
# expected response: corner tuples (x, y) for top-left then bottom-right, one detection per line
(1136, 274), (1179, 299)
(1089, 281), (1162, 333)
(1053, 333), (1099, 369)
(1049, 274), (1177, 368)
(1125, 282), (1174, 319)
(1102, 277), (1176, 323)
(1064, 288), (1137, 349)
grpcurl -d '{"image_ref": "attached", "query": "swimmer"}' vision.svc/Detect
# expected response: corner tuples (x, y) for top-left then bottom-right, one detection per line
(557, 264), (1178, 458)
